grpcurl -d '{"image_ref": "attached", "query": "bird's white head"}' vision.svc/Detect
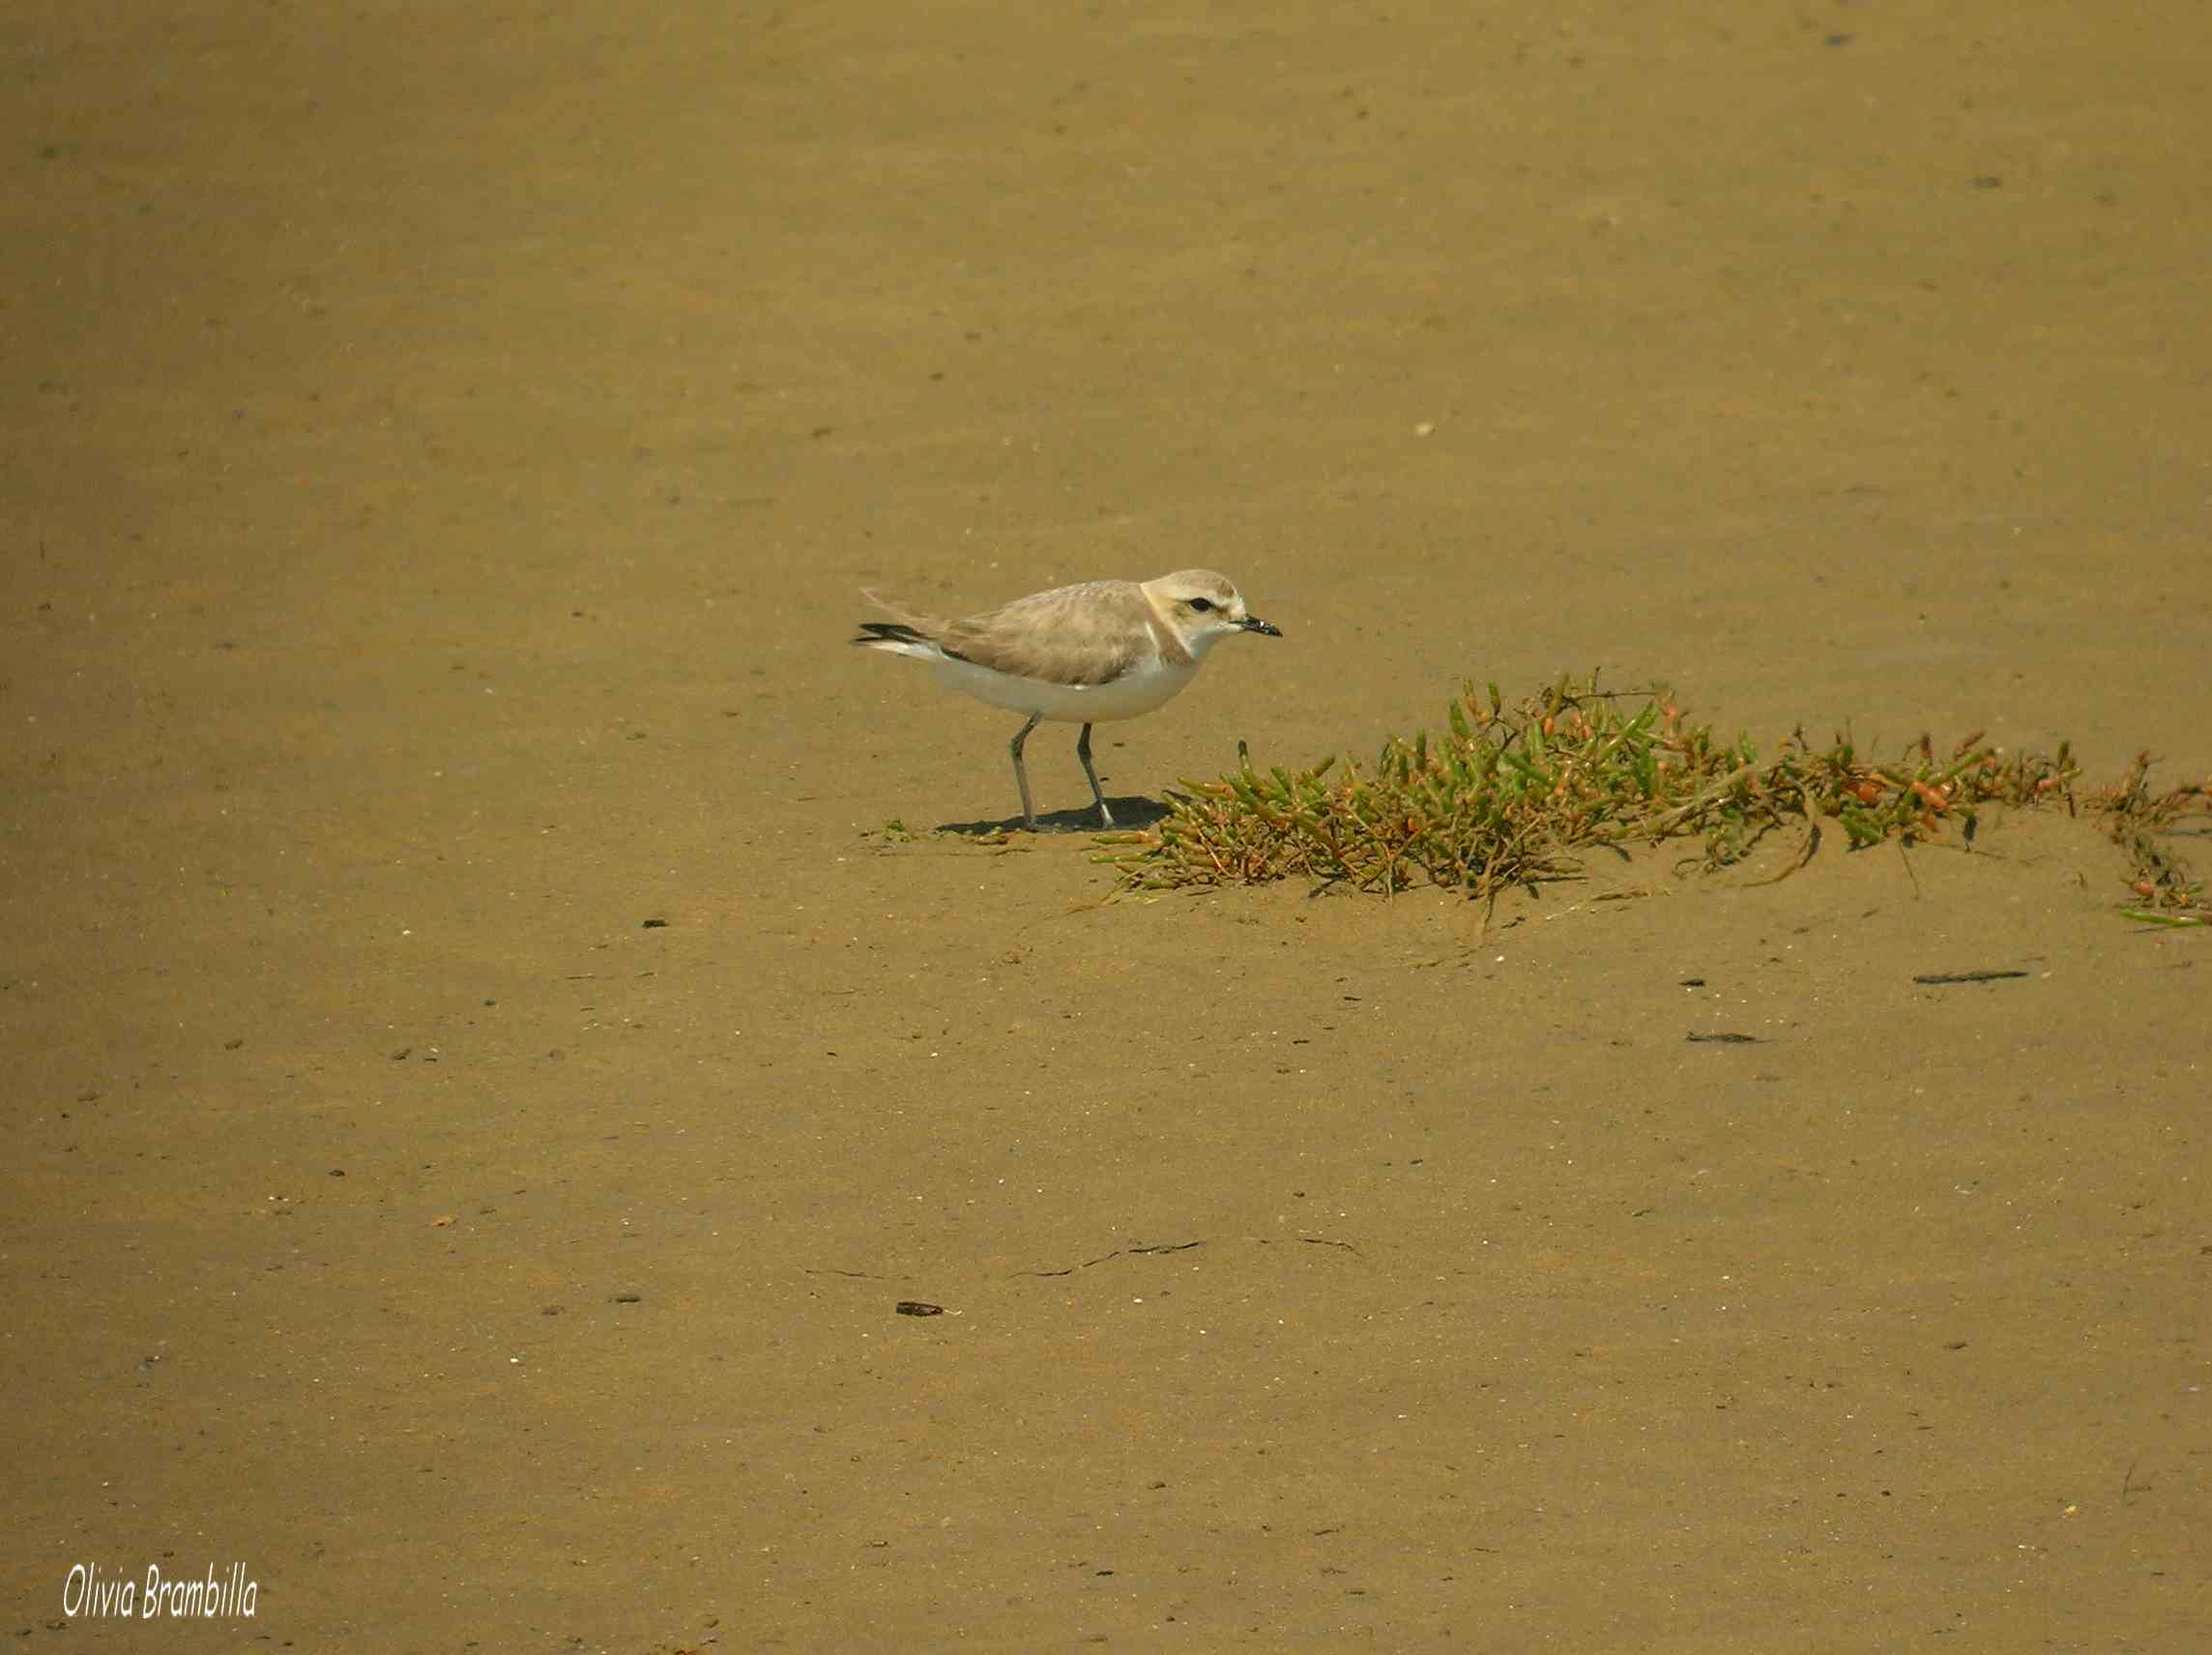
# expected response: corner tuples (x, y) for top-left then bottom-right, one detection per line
(1142, 569), (1283, 659)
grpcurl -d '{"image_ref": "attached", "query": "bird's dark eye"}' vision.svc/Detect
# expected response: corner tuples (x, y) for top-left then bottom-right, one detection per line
(1188, 596), (1215, 613)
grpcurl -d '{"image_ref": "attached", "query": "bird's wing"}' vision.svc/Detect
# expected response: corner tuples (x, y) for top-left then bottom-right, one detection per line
(934, 581), (1150, 687)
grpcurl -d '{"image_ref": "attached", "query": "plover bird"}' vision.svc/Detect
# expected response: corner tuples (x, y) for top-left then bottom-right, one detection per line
(853, 569), (1281, 829)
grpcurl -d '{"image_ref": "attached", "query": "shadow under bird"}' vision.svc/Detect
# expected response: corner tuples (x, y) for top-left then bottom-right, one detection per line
(852, 569), (1281, 829)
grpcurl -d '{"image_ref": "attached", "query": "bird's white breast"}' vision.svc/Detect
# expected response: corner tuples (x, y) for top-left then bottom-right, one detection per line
(930, 650), (1198, 723)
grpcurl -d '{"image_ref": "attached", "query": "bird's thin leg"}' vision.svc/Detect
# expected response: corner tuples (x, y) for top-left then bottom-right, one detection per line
(1008, 712), (1043, 830)
(1076, 722), (1115, 828)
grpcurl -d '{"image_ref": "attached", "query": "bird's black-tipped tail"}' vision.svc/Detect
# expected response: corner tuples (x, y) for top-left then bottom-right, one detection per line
(852, 620), (931, 650)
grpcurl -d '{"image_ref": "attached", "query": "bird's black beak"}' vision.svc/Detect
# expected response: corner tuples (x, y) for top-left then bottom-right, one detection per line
(1239, 616), (1283, 637)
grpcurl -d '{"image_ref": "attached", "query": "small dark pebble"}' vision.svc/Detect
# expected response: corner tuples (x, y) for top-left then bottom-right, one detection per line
(1687, 1032), (1761, 1044)
(895, 1300), (944, 1317)
(641, 918), (668, 929)
(1679, 977), (1706, 988)
(328, 1168), (345, 1177)
(610, 1292), (643, 1304)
